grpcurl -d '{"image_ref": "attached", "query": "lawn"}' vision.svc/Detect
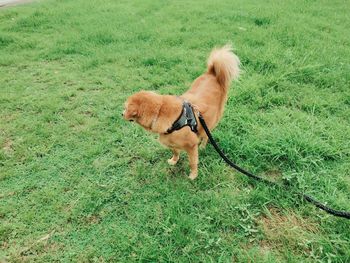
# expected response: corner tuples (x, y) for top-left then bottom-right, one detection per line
(0, 0), (349, 262)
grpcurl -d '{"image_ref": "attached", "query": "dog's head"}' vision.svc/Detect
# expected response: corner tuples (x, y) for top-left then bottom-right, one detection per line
(123, 91), (162, 131)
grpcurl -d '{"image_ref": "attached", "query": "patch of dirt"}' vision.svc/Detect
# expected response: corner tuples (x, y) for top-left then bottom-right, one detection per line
(0, 192), (15, 199)
(84, 215), (101, 225)
(238, 240), (283, 262)
(81, 110), (95, 117)
(2, 139), (13, 154)
(263, 169), (282, 182)
(257, 207), (319, 252)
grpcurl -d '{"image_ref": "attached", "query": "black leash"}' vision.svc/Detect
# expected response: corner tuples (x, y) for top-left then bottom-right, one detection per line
(198, 113), (350, 219)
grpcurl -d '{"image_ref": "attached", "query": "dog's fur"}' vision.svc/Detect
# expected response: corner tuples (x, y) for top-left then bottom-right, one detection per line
(123, 45), (240, 179)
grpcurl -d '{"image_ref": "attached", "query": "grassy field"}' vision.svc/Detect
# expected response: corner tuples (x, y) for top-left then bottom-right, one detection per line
(1, 0), (350, 262)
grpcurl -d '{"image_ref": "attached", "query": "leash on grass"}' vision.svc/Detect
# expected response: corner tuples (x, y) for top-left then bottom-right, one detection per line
(198, 113), (350, 220)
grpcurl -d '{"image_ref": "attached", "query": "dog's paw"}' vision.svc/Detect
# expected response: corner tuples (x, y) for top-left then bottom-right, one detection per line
(167, 158), (178, 165)
(188, 172), (198, 180)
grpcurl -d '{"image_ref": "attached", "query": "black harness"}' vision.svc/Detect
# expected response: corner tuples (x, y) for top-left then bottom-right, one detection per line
(165, 101), (198, 134)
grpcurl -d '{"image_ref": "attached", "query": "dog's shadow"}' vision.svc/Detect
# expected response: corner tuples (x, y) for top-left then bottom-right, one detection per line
(151, 147), (219, 180)
(149, 148), (188, 178)
(167, 160), (187, 179)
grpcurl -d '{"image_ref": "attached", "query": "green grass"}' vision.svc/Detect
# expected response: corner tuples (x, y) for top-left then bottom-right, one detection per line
(1, 0), (350, 262)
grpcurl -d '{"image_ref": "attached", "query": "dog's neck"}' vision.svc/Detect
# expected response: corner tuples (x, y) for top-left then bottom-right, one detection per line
(149, 95), (183, 134)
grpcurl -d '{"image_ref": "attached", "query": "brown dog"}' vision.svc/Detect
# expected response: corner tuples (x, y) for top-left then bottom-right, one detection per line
(123, 45), (240, 179)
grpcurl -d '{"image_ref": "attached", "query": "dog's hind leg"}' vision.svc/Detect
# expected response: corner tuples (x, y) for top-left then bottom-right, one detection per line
(186, 145), (199, 180)
(168, 148), (180, 165)
(199, 137), (208, 149)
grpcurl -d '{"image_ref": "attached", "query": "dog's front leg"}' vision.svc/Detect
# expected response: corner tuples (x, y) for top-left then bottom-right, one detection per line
(186, 145), (198, 180)
(168, 148), (180, 165)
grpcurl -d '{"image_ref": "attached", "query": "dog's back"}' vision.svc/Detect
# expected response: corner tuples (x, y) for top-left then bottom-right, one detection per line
(183, 45), (240, 129)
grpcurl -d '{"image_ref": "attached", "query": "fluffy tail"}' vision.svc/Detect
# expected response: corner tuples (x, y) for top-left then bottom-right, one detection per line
(207, 45), (240, 89)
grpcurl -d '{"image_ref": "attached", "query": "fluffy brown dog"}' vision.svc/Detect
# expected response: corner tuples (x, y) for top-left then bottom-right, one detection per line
(123, 45), (240, 179)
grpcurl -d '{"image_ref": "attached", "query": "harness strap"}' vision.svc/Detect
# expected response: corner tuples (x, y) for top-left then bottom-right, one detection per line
(166, 101), (198, 134)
